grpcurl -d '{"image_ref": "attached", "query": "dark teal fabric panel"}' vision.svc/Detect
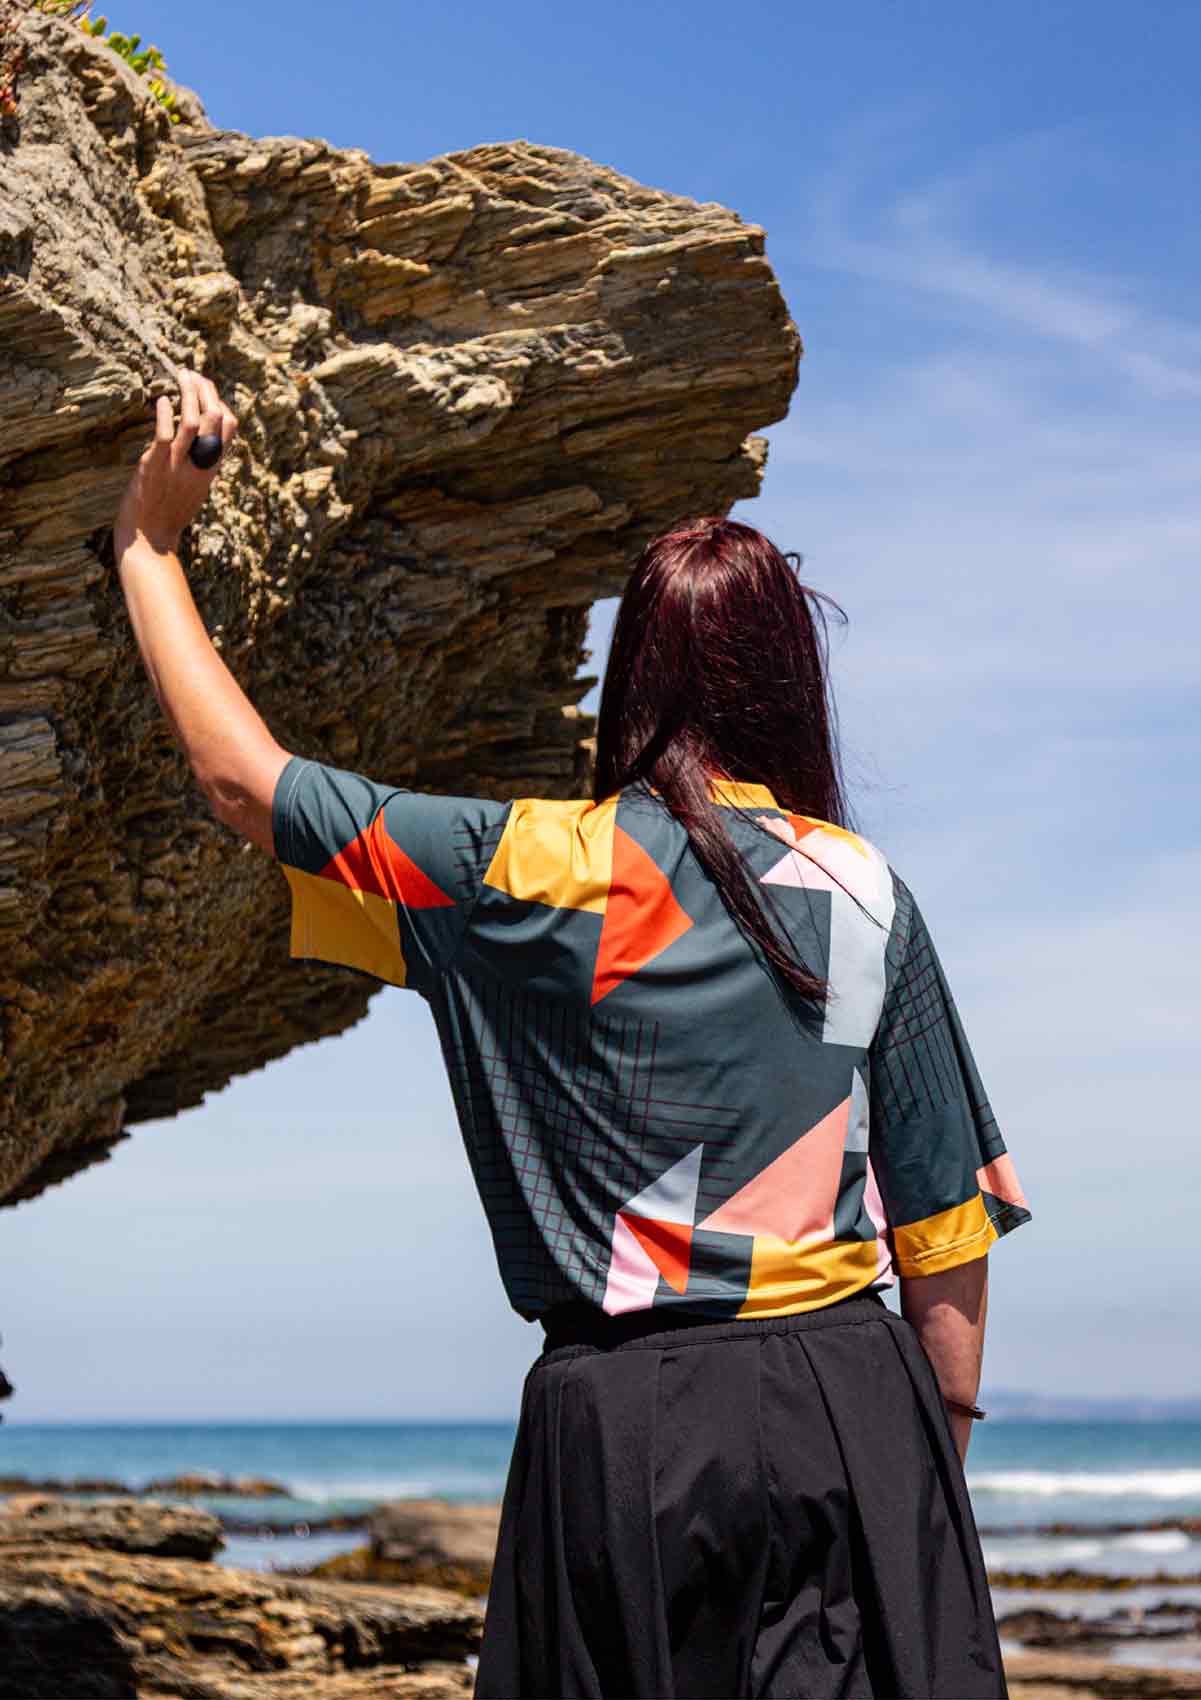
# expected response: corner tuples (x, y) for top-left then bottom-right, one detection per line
(273, 761), (1032, 1321)
(271, 755), (510, 988)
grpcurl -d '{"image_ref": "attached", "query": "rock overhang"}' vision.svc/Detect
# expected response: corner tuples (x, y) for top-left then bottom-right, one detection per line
(0, 2), (800, 1214)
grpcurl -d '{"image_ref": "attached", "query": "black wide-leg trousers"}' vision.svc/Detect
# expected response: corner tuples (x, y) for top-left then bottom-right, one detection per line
(475, 1292), (1007, 1700)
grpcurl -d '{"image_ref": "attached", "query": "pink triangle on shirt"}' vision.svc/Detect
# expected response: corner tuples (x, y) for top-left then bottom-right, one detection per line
(698, 1094), (851, 1243)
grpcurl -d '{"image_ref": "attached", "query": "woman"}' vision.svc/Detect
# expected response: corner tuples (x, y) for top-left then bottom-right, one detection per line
(114, 372), (1031, 1699)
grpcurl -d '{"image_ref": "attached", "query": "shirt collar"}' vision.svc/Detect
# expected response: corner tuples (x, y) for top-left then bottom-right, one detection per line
(609, 778), (782, 810)
(705, 778), (779, 809)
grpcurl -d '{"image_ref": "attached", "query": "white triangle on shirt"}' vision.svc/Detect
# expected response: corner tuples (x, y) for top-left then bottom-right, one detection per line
(621, 1142), (704, 1226)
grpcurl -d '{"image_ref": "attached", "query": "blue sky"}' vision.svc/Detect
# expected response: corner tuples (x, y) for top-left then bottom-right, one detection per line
(3, 0), (1199, 1420)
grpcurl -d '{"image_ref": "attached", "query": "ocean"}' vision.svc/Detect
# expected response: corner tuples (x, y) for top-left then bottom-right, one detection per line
(3, 1418), (1201, 1583)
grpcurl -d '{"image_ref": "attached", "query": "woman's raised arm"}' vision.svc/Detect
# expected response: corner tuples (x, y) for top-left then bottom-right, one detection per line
(112, 368), (291, 854)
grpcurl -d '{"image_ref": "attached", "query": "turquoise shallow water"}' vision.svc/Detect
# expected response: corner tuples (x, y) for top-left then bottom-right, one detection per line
(0, 1421), (517, 1510)
(4, 1418), (1201, 1577)
(968, 1421), (1201, 1527)
(6, 1418), (1201, 1520)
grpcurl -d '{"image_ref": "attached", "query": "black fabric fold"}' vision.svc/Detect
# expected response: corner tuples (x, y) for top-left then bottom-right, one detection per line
(476, 1298), (1007, 1700)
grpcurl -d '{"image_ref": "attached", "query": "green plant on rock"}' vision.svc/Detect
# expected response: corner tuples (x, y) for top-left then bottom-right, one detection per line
(36, 0), (181, 121)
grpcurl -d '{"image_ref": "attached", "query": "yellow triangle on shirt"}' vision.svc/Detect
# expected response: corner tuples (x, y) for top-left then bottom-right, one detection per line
(483, 795), (618, 913)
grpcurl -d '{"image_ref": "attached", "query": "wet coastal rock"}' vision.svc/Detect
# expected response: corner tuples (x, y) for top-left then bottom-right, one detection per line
(144, 1472), (289, 1499)
(0, 2), (800, 1228)
(999, 1600), (1201, 1650)
(0, 1492), (224, 1560)
(0, 1470), (292, 1500)
(991, 1565), (1201, 1592)
(306, 1499), (502, 1594)
(370, 1499), (500, 1592)
(0, 1473), (130, 1495)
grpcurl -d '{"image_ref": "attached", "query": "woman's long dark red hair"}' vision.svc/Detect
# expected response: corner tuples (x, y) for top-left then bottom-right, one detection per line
(593, 516), (848, 1004)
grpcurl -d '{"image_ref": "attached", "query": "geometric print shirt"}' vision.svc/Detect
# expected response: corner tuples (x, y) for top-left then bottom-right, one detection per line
(272, 756), (1032, 1322)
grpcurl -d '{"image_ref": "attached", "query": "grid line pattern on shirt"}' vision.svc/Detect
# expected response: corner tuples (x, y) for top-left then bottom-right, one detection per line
(438, 969), (742, 1313)
(871, 880), (998, 1148)
(450, 815), (508, 906)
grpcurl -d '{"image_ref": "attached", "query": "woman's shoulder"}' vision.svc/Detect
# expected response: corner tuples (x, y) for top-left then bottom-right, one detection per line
(742, 807), (898, 920)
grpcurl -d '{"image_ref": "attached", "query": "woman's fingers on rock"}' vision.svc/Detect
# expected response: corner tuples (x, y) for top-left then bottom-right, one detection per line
(170, 369), (201, 465)
(181, 369), (201, 435)
(196, 371), (224, 437)
(152, 369), (234, 471)
(140, 394), (175, 464)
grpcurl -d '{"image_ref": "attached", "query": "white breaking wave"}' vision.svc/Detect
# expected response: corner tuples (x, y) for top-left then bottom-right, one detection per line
(968, 1469), (1201, 1500)
(981, 1538), (1105, 1566)
(288, 1478), (436, 1501)
(288, 1475), (503, 1501)
(1113, 1530), (1194, 1554)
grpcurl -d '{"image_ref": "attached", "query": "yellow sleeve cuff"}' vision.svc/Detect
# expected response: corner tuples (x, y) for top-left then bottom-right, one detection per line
(893, 1192), (998, 1278)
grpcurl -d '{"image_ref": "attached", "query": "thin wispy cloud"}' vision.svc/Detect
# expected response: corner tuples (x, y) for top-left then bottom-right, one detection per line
(804, 121), (1201, 399)
(755, 125), (1201, 705)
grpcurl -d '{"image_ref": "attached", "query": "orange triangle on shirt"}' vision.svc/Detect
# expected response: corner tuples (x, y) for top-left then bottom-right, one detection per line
(320, 813), (455, 908)
(621, 1213), (693, 1294)
(591, 825), (693, 1003)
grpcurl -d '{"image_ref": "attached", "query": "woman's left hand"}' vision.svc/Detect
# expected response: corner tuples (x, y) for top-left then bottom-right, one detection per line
(114, 368), (239, 562)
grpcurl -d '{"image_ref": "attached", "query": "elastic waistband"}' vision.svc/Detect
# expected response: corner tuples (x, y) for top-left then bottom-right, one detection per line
(539, 1288), (889, 1354)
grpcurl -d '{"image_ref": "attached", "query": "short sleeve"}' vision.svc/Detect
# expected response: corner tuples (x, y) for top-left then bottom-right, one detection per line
(272, 755), (510, 995)
(869, 874), (1032, 1278)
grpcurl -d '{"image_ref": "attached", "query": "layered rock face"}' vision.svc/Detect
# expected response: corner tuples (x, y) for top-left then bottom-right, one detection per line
(0, 5), (800, 1210)
(0, 1494), (481, 1699)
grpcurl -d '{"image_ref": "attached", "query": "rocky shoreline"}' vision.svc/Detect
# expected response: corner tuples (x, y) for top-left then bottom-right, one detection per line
(1004, 1650), (1201, 1698)
(980, 1516), (1201, 1539)
(2, 1485), (1200, 1696)
(0, 1494), (480, 1699)
(993, 1565), (1201, 1591)
(0, 1471), (291, 1499)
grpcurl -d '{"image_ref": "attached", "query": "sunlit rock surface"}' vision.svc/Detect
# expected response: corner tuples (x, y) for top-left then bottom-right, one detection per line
(0, 5), (800, 1209)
